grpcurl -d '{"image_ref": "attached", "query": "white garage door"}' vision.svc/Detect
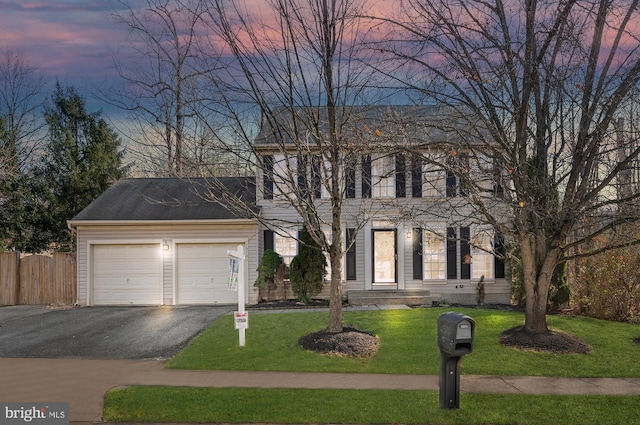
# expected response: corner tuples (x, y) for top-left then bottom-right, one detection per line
(176, 243), (241, 305)
(92, 244), (162, 305)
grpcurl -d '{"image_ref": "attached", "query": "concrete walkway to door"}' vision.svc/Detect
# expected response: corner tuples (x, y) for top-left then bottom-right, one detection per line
(2, 357), (640, 424)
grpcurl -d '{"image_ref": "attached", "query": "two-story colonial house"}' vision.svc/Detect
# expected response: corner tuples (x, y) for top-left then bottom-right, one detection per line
(254, 105), (511, 305)
(69, 105), (510, 306)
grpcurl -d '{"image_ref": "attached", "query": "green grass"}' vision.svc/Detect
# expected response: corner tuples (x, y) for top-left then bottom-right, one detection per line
(103, 386), (640, 425)
(168, 307), (640, 377)
(106, 308), (640, 425)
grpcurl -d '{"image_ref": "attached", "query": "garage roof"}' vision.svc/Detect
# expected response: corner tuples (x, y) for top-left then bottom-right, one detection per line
(70, 177), (257, 222)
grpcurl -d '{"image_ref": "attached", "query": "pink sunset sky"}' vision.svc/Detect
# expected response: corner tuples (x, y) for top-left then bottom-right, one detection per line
(0, 1), (129, 82)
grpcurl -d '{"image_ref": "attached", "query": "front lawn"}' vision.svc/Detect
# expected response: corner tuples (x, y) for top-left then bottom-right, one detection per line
(167, 307), (640, 377)
(103, 387), (640, 425)
(104, 307), (640, 425)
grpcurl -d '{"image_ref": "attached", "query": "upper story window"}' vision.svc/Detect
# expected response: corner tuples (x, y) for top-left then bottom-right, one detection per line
(262, 153), (357, 201)
(273, 154), (297, 200)
(423, 154), (447, 198)
(446, 152), (469, 197)
(372, 155), (396, 198)
(362, 154), (406, 199)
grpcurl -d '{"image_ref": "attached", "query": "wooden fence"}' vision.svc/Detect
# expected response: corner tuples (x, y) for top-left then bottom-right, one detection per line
(0, 252), (76, 306)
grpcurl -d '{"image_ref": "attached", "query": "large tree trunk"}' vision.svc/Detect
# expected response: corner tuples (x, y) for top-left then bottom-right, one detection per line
(519, 232), (560, 333)
(328, 255), (343, 332)
(327, 207), (344, 333)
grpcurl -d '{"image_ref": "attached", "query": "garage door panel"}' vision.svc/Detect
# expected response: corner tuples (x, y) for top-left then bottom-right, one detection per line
(92, 244), (162, 305)
(177, 243), (240, 305)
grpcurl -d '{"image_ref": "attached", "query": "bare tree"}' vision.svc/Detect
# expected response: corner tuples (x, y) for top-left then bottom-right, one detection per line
(382, 0), (640, 333)
(111, 0), (233, 177)
(0, 49), (46, 250)
(0, 48), (46, 174)
(195, 0), (388, 332)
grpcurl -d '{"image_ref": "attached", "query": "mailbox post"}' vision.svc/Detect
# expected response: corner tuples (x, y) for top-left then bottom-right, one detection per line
(437, 312), (475, 409)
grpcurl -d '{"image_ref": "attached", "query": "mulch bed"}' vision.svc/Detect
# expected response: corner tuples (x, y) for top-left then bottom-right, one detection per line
(299, 327), (379, 357)
(499, 326), (593, 354)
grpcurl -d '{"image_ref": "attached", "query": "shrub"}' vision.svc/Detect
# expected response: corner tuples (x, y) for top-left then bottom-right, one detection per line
(572, 246), (640, 324)
(255, 249), (281, 288)
(289, 227), (326, 303)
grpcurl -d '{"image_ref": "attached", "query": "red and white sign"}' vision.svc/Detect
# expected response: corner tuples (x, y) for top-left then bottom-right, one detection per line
(234, 311), (249, 330)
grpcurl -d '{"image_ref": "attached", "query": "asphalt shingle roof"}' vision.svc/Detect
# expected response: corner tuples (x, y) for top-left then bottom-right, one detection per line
(70, 177), (257, 222)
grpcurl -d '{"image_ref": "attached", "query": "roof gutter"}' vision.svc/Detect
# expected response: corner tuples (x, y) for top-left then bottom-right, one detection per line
(67, 218), (257, 229)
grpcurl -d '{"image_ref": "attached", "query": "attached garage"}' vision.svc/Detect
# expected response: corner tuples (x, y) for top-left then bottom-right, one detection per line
(91, 244), (163, 305)
(176, 243), (241, 305)
(69, 178), (259, 306)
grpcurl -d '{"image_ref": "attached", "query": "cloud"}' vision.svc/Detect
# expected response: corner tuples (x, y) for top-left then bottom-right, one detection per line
(0, 1), (115, 13)
(0, 0), (127, 79)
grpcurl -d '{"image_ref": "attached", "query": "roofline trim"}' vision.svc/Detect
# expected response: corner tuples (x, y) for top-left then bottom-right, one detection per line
(68, 218), (257, 228)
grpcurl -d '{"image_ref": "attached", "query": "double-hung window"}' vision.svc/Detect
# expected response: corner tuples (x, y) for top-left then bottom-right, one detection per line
(423, 228), (446, 280)
(272, 154), (297, 201)
(423, 154), (446, 198)
(412, 225), (500, 282)
(372, 155), (396, 198)
(274, 230), (297, 268)
(471, 227), (494, 280)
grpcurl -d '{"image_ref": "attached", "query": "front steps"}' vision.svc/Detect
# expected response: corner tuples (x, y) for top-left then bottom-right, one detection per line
(348, 289), (432, 307)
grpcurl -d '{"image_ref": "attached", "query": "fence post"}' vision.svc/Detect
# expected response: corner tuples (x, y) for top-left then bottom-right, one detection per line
(0, 252), (20, 305)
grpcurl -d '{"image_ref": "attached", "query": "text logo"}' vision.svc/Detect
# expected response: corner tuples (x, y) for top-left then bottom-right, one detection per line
(1, 403), (69, 425)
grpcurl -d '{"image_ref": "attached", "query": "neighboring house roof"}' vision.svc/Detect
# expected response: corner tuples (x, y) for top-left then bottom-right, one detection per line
(70, 177), (257, 223)
(254, 104), (484, 148)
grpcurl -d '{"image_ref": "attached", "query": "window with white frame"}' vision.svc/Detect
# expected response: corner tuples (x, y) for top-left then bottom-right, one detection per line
(272, 154), (297, 200)
(423, 160), (446, 198)
(423, 228), (446, 280)
(472, 227), (494, 280)
(274, 230), (297, 268)
(372, 155), (395, 198)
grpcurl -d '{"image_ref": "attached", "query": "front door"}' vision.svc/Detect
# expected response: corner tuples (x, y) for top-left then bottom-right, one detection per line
(372, 229), (397, 285)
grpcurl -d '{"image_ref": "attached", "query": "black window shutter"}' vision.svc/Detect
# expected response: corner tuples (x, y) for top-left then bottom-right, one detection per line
(362, 154), (371, 198)
(312, 155), (322, 199)
(298, 154), (307, 198)
(413, 228), (423, 280)
(460, 227), (471, 279)
(494, 232), (505, 279)
(411, 156), (423, 198)
(345, 159), (356, 199)
(263, 155), (274, 200)
(264, 229), (274, 252)
(346, 228), (356, 280)
(446, 227), (457, 279)
(446, 170), (457, 197)
(396, 154), (406, 198)
(459, 154), (469, 197)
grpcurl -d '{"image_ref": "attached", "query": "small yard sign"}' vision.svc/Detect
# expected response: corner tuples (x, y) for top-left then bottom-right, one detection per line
(234, 311), (249, 329)
(228, 257), (239, 291)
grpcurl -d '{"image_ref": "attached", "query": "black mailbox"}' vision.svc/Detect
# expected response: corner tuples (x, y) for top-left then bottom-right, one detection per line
(437, 311), (475, 409)
(437, 312), (475, 356)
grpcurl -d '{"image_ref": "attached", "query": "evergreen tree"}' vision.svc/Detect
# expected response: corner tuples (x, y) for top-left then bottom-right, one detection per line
(289, 227), (327, 303)
(28, 82), (126, 252)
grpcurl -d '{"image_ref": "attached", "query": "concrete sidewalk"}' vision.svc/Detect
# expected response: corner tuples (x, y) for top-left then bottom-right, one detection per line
(1, 358), (640, 424)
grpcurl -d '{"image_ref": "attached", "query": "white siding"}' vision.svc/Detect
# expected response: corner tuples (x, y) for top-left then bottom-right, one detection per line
(75, 222), (258, 306)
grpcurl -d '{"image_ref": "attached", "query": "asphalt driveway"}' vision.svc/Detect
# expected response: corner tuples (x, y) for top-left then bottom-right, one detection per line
(0, 305), (234, 359)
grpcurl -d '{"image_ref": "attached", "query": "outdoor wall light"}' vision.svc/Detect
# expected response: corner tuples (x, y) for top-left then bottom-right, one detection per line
(163, 243), (170, 251)
(406, 230), (412, 240)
